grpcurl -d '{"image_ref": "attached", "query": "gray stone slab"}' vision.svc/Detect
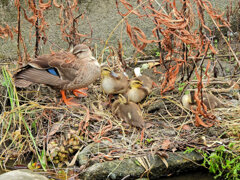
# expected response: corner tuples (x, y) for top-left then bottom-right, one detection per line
(0, 169), (49, 180)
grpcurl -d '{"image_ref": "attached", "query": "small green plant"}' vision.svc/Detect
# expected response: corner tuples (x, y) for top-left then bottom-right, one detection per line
(135, 160), (142, 166)
(214, 39), (218, 48)
(184, 147), (196, 154)
(155, 51), (160, 57)
(185, 143), (240, 180)
(178, 82), (186, 93)
(145, 138), (153, 144)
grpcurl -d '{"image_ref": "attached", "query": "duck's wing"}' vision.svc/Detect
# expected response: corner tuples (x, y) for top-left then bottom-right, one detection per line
(14, 52), (73, 89)
(14, 65), (70, 88)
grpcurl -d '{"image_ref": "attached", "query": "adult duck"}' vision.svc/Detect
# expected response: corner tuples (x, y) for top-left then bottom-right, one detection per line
(14, 44), (101, 106)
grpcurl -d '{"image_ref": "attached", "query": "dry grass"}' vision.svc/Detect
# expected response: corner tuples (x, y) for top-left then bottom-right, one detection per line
(0, 65), (239, 173)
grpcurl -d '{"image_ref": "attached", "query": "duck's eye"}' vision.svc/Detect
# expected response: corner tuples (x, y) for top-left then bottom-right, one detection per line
(102, 68), (110, 72)
(75, 50), (84, 54)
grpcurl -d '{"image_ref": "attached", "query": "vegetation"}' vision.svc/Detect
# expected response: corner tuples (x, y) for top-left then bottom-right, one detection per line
(185, 143), (240, 180)
(0, 0), (240, 179)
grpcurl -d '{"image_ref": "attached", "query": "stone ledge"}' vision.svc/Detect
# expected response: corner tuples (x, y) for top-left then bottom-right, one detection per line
(80, 151), (203, 180)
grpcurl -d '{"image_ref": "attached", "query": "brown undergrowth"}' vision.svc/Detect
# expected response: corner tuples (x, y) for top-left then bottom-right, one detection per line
(0, 0), (240, 178)
(0, 63), (239, 177)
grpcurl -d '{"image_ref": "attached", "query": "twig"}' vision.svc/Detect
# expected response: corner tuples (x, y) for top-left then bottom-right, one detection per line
(125, 53), (240, 65)
(17, 3), (22, 65)
(33, 0), (40, 57)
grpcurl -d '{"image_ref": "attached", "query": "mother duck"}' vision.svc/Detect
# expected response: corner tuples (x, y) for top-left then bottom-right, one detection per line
(14, 44), (101, 106)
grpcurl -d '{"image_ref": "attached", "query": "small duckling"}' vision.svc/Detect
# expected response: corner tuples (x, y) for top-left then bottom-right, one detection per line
(126, 79), (151, 103)
(101, 65), (129, 95)
(182, 91), (224, 110)
(133, 67), (155, 91)
(112, 94), (145, 129)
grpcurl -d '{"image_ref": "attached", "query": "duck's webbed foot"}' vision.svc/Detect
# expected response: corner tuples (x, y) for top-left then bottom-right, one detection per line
(73, 88), (88, 97)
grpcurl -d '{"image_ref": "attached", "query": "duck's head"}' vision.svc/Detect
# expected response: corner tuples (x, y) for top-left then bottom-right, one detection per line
(72, 44), (93, 59)
(130, 80), (143, 89)
(118, 94), (127, 104)
(101, 65), (119, 78)
(101, 65), (111, 76)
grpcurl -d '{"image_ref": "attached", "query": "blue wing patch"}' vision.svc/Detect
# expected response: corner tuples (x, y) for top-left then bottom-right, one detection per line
(47, 68), (59, 76)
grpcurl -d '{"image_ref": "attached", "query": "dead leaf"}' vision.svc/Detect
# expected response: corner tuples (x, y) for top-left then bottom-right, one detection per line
(182, 124), (191, 131)
(172, 148), (177, 152)
(160, 156), (168, 168)
(161, 139), (171, 150)
(65, 149), (80, 167)
(148, 62), (160, 69)
(48, 122), (62, 137)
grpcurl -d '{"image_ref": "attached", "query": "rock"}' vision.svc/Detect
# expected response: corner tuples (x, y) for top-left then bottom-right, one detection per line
(80, 151), (203, 179)
(147, 99), (165, 113)
(78, 140), (113, 166)
(81, 158), (145, 180)
(0, 169), (49, 180)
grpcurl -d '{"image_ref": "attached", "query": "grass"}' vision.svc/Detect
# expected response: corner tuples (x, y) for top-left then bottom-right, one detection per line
(0, 66), (46, 170)
(0, 64), (239, 179)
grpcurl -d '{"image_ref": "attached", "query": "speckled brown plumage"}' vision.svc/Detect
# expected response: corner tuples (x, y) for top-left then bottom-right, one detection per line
(112, 95), (145, 129)
(182, 91), (225, 110)
(101, 66), (129, 95)
(14, 44), (101, 90)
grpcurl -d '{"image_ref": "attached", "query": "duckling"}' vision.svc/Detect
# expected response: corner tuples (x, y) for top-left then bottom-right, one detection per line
(182, 90), (224, 110)
(101, 66), (128, 95)
(112, 94), (145, 129)
(134, 75), (154, 90)
(14, 44), (100, 106)
(126, 79), (150, 103)
(133, 67), (155, 89)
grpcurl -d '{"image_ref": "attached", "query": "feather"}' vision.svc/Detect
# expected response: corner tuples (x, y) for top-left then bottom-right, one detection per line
(14, 44), (101, 91)
(47, 68), (60, 77)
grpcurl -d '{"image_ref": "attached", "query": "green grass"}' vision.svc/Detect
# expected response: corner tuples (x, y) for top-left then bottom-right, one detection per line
(0, 66), (47, 171)
(185, 143), (240, 180)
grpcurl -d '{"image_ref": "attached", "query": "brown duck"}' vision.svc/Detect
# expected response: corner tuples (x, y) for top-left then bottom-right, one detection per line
(14, 44), (101, 106)
(101, 66), (128, 95)
(134, 75), (154, 91)
(133, 67), (155, 90)
(112, 94), (145, 129)
(182, 90), (225, 110)
(126, 78), (153, 103)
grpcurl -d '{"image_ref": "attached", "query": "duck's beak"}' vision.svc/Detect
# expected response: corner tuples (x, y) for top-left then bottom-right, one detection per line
(111, 71), (119, 78)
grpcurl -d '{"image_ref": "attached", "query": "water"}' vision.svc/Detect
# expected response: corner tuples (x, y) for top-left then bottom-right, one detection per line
(159, 171), (215, 180)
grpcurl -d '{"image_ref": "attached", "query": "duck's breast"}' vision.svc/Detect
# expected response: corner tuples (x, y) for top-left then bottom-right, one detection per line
(65, 60), (100, 90)
(101, 77), (116, 94)
(128, 88), (146, 103)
